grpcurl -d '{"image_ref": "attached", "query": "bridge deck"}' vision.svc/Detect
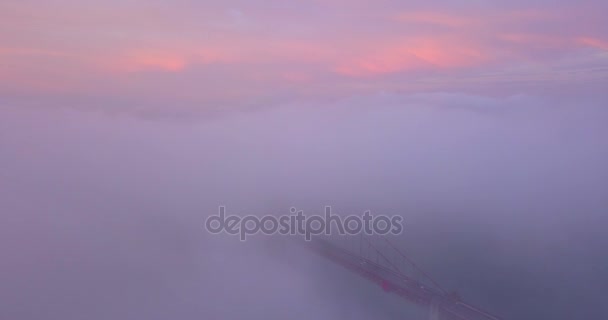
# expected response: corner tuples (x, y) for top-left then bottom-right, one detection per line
(307, 238), (502, 320)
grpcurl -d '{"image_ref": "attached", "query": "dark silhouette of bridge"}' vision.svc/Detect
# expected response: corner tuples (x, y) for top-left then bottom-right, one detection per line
(304, 236), (503, 320)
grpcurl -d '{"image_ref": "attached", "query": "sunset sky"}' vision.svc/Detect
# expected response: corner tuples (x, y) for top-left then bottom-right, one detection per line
(2, 2), (608, 320)
(2, 0), (607, 114)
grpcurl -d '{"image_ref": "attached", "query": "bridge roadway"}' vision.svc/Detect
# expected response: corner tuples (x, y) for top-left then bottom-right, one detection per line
(307, 238), (502, 320)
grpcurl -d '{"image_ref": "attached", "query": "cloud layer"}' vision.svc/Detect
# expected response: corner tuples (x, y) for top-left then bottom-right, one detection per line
(1, 0), (608, 114)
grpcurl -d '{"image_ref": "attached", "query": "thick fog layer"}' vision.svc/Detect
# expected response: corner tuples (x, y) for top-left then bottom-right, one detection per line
(1, 92), (607, 319)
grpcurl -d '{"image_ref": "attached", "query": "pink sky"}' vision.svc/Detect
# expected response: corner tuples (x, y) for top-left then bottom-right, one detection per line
(1, 0), (607, 113)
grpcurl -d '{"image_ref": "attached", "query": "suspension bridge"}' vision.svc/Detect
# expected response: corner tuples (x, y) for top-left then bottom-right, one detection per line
(299, 235), (503, 320)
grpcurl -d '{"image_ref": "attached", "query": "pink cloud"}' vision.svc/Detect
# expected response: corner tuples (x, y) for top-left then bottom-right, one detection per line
(120, 53), (187, 72)
(1, 2), (607, 107)
(579, 37), (608, 51)
(334, 37), (488, 77)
